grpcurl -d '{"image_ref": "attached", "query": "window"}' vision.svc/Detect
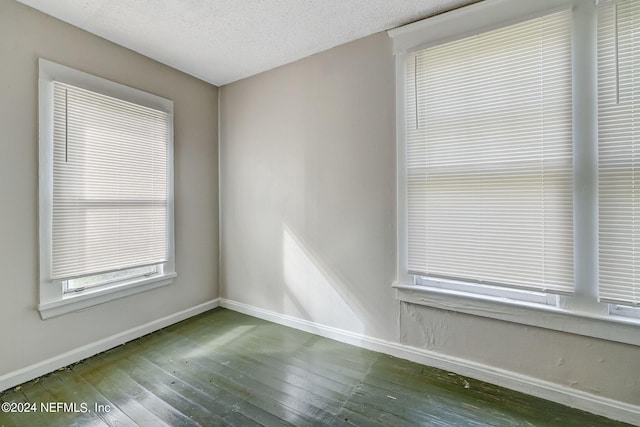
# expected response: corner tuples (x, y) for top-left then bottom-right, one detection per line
(38, 59), (176, 319)
(405, 9), (573, 295)
(597, 0), (640, 307)
(389, 0), (640, 346)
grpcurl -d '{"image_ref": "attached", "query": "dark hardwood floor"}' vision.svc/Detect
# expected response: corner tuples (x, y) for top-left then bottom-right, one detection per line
(0, 308), (631, 426)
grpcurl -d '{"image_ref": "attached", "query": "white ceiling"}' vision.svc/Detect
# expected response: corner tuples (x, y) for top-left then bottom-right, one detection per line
(17, 0), (475, 86)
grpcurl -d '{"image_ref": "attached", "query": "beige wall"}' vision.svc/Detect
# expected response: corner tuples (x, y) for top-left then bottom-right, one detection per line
(220, 32), (398, 341)
(219, 32), (640, 406)
(0, 1), (219, 375)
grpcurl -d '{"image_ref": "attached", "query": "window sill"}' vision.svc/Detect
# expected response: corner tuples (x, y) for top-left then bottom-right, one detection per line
(38, 272), (177, 320)
(393, 282), (640, 347)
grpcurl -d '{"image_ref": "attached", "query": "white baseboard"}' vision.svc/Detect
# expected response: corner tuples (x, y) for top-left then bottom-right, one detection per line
(220, 298), (640, 426)
(0, 298), (220, 393)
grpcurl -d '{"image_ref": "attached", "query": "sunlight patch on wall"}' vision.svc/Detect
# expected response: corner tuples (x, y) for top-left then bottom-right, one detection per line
(282, 225), (364, 333)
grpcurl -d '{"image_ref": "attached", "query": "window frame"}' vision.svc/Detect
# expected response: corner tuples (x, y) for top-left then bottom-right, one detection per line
(38, 59), (176, 320)
(389, 0), (640, 346)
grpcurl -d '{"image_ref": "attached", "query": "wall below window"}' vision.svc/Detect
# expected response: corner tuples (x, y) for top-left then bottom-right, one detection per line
(400, 303), (639, 404)
(219, 31), (640, 409)
(0, 1), (219, 377)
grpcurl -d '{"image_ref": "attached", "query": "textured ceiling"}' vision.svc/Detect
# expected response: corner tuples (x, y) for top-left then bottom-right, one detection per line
(16, 0), (474, 86)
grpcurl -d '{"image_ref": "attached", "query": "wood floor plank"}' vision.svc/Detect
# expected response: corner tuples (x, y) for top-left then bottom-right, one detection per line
(219, 409), (265, 427)
(71, 358), (180, 426)
(162, 329), (351, 416)
(170, 316), (377, 377)
(365, 355), (617, 427)
(112, 324), (340, 423)
(0, 308), (633, 427)
(36, 374), (111, 427)
(348, 379), (490, 427)
(54, 367), (138, 426)
(100, 334), (302, 426)
(179, 327), (374, 391)
(108, 352), (232, 425)
(18, 377), (105, 427)
(133, 330), (338, 425)
(132, 352), (297, 427)
(0, 391), (39, 427)
(0, 386), (55, 427)
(207, 339), (356, 403)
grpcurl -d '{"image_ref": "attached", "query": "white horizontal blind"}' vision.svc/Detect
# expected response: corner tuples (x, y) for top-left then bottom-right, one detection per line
(598, 0), (640, 306)
(51, 82), (169, 280)
(405, 10), (574, 293)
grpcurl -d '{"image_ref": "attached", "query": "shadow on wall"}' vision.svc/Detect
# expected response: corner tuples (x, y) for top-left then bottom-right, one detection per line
(281, 224), (372, 335)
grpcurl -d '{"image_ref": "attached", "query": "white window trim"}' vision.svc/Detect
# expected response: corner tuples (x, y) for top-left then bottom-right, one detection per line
(389, 0), (640, 347)
(38, 59), (176, 320)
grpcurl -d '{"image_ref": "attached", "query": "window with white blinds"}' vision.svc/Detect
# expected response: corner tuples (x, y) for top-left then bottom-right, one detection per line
(598, 0), (640, 306)
(51, 82), (169, 280)
(405, 10), (574, 294)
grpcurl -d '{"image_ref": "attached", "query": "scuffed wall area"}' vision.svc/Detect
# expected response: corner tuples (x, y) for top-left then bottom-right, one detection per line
(400, 302), (640, 405)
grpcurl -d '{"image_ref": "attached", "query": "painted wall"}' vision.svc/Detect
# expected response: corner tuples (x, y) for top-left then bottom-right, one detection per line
(220, 32), (398, 341)
(0, 1), (219, 376)
(219, 32), (640, 406)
